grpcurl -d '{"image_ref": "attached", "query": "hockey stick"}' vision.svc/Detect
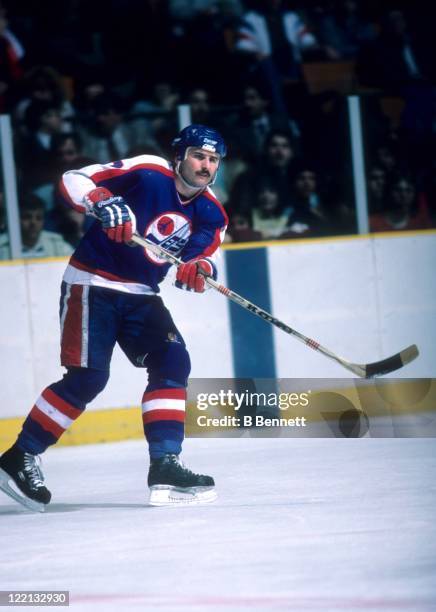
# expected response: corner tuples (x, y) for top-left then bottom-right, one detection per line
(132, 233), (418, 378)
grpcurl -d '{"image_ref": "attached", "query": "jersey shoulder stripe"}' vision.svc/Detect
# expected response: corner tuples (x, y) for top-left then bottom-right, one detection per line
(91, 155), (174, 183)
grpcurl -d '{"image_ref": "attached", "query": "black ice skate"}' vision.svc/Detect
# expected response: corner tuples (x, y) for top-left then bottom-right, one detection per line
(148, 454), (217, 506)
(0, 444), (51, 512)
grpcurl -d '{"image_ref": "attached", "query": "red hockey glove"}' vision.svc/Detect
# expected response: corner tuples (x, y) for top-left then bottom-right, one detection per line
(85, 187), (136, 243)
(176, 258), (214, 293)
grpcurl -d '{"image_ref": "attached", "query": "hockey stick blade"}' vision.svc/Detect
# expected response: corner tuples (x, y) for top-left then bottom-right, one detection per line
(130, 233), (419, 377)
(358, 344), (419, 378)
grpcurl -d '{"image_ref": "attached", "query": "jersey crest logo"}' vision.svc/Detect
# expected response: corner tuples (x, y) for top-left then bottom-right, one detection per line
(144, 212), (192, 265)
(157, 215), (175, 236)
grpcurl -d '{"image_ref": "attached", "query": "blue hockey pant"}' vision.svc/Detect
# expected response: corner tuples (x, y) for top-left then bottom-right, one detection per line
(17, 284), (191, 458)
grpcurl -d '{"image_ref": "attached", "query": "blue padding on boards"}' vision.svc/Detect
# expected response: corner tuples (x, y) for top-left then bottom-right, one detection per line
(225, 248), (276, 378)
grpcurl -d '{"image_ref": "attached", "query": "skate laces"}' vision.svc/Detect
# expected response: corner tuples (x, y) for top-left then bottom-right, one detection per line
(23, 453), (45, 489)
(167, 454), (195, 476)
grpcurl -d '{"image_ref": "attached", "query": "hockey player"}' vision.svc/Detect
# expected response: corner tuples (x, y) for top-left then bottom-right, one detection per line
(0, 124), (228, 510)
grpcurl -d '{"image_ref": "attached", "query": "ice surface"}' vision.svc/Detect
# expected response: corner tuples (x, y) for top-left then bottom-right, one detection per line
(1, 437), (435, 611)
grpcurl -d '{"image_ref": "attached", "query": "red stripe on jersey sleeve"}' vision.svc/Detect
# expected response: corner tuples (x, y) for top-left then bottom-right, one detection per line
(91, 163), (174, 183)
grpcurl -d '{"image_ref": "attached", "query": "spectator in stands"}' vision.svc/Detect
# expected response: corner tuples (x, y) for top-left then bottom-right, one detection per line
(0, 3), (24, 112)
(169, 1), (242, 21)
(226, 210), (263, 243)
(292, 165), (326, 219)
(226, 85), (296, 162)
(235, 0), (323, 114)
(235, 1), (319, 80)
(0, 193), (73, 259)
(51, 132), (83, 167)
(50, 132), (95, 176)
(21, 132), (96, 222)
(230, 129), (298, 215)
(188, 87), (213, 125)
(169, 1), (241, 101)
(283, 164), (336, 237)
(230, 167), (334, 242)
(372, 141), (401, 182)
(74, 77), (107, 122)
(131, 81), (180, 157)
(211, 142), (248, 206)
(14, 65), (74, 134)
(44, 133), (96, 244)
(357, 8), (435, 94)
(78, 94), (136, 163)
(18, 100), (64, 188)
(133, 80), (180, 116)
(250, 183), (293, 239)
(312, 0), (376, 60)
(421, 159), (436, 226)
(51, 204), (93, 249)
(370, 174), (432, 232)
(0, 187), (5, 234)
(367, 166), (387, 214)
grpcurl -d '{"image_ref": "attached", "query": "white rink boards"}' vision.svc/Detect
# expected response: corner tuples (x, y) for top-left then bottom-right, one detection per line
(0, 231), (435, 419)
(268, 233), (436, 379)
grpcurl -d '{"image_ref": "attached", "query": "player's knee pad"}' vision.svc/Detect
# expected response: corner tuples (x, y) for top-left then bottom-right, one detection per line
(52, 367), (110, 406)
(148, 342), (191, 388)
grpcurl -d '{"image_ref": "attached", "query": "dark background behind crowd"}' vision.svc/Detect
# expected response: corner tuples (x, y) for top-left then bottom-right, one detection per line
(0, 0), (435, 257)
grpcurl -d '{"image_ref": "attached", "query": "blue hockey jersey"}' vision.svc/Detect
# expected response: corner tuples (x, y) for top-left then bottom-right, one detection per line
(59, 155), (228, 294)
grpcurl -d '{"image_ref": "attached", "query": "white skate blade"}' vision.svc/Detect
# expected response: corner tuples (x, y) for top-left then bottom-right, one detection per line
(0, 467), (46, 513)
(149, 485), (217, 507)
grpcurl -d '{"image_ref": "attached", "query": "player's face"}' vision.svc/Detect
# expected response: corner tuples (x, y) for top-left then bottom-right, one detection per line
(180, 147), (220, 188)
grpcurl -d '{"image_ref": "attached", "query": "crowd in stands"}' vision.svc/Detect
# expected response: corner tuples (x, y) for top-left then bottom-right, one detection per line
(0, 0), (435, 258)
